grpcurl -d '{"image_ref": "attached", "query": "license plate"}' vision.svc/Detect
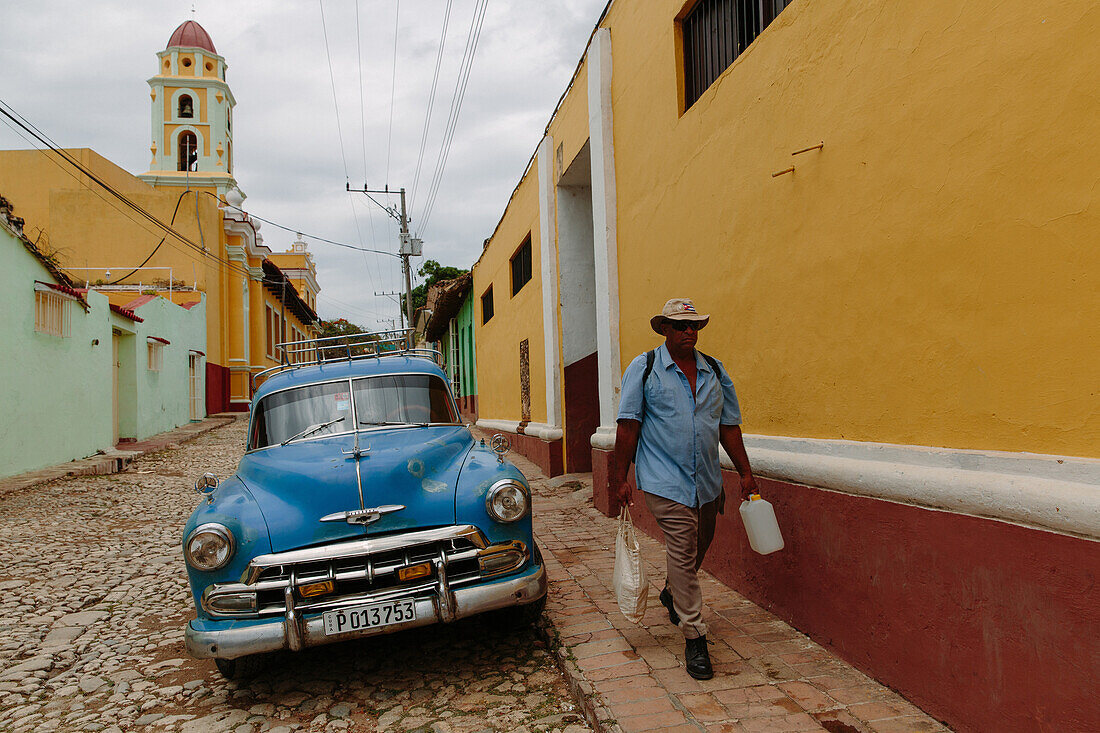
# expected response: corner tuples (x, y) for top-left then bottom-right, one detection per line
(323, 599), (416, 635)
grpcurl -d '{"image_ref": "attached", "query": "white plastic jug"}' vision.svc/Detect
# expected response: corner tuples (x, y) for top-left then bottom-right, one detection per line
(739, 493), (785, 555)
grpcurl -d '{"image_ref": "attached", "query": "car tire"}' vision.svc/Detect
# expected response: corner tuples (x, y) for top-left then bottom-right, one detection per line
(501, 593), (547, 629)
(214, 654), (265, 680)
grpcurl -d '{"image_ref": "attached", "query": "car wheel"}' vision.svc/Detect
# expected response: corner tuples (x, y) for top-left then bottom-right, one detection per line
(214, 654), (265, 680)
(501, 593), (547, 630)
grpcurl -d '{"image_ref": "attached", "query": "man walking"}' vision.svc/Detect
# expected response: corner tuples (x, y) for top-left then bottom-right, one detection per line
(611, 297), (758, 679)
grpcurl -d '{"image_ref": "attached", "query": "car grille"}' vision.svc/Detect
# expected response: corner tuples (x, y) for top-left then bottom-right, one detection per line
(196, 525), (531, 618)
(252, 535), (482, 613)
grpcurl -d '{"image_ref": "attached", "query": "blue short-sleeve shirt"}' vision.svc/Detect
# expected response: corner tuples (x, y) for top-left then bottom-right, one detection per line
(616, 344), (742, 507)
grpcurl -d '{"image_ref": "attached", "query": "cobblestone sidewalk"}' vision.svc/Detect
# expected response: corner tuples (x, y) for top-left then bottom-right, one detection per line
(0, 421), (590, 733)
(510, 448), (952, 733)
(0, 414), (238, 498)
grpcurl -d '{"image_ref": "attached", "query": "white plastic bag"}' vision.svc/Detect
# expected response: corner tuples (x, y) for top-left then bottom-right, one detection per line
(612, 507), (649, 623)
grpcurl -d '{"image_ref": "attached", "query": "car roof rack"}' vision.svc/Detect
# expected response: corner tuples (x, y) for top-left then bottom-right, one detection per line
(252, 328), (443, 390)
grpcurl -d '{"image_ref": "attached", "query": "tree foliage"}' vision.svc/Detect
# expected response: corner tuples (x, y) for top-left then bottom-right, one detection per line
(316, 318), (376, 358)
(410, 260), (468, 313)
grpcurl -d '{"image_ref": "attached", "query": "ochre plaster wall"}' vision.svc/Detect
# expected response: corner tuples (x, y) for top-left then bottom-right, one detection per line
(473, 166), (546, 424)
(602, 0), (1100, 457)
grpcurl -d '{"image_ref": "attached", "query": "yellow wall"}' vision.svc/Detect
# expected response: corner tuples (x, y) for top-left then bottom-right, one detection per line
(595, 0), (1100, 457)
(0, 148), (319, 387)
(472, 163), (547, 424)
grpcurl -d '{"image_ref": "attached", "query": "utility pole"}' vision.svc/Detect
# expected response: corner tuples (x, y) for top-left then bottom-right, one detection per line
(348, 184), (422, 330)
(374, 290), (405, 329)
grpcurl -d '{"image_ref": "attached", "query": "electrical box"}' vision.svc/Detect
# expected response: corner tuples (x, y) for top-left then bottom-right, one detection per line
(399, 233), (423, 256)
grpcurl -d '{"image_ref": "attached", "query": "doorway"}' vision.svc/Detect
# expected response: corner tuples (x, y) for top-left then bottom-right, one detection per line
(557, 141), (600, 472)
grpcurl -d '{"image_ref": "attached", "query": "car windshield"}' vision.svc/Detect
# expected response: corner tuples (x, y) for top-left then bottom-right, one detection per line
(354, 374), (456, 427)
(249, 374), (457, 450)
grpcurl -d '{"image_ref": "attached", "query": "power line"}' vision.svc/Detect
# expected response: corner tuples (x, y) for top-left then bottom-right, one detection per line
(0, 98), (252, 280)
(355, 0), (368, 185)
(416, 0), (489, 238)
(410, 0), (454, 210)
(318, 0), (351, 183)
(385, 0), (401, 185)
(209, 194), (399, 258)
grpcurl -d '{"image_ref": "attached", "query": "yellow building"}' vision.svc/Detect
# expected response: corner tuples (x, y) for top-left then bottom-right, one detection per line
(0, 20), (320, 413)
(473, 1), (1100, 729)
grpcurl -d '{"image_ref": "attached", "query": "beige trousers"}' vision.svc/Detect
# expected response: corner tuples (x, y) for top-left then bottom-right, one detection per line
(643, 491), (720, 640)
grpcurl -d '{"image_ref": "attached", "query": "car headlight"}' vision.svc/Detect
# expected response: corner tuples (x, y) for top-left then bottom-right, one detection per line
(485, 479), (530, 523)
(184, 523), (235, 571)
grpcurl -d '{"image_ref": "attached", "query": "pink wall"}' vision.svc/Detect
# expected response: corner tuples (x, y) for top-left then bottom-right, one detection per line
(502, 431), (563, 478)
(591, 448), (1100, 733)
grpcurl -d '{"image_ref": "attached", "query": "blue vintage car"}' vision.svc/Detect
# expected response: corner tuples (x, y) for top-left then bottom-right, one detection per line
(181, 333), (547, 678)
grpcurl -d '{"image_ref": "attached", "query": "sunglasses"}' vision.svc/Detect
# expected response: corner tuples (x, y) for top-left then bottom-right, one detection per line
(665, 320), (702, 332)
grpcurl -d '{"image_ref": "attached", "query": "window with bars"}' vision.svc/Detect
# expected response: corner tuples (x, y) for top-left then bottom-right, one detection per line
(34, 289), (71, 337)
(449, 321), (461, 394)
(511, 235), (532, 296)
(681, 0), (793, 110)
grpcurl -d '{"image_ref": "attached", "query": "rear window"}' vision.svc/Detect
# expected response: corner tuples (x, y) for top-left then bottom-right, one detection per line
(249, 374), (458, 450)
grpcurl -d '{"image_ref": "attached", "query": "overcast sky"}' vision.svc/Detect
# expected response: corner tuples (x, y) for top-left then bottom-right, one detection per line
(0, 0), (607, 325)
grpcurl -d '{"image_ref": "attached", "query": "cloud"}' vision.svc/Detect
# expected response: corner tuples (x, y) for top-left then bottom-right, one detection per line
(0, 0), (609, 323)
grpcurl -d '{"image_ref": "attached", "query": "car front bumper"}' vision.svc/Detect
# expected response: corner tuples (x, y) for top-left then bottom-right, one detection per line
(185, 562), (547, 660)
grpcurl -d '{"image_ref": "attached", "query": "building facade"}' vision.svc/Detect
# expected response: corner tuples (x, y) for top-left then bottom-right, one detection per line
(1, 196), (206, 479)
(471, 1), (1100, 730)
(0, 20), (320, 415)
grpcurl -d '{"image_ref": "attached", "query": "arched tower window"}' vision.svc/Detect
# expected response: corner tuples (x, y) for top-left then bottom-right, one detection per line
(178, 94), (194, 119)
(178, 131), (198, 171)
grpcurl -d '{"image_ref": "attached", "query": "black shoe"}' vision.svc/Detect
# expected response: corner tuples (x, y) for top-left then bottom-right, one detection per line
(659, 587), (681, 626)
(685, 635), (713, 680)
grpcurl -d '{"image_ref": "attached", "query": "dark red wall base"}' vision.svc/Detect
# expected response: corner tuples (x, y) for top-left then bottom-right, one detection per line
(563, 352), (600, 473)
(590, 448), (1100, 733)
(499, 430), (563, 478)
(458, 394), (478, 425)
(205, 362), (230, 415)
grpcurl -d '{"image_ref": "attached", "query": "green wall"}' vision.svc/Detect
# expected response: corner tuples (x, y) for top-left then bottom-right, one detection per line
(1, 222), (207, 479)
(1, 226), (114, 477)
(457, 293), (477, 398)
(132, 297), (207, 438)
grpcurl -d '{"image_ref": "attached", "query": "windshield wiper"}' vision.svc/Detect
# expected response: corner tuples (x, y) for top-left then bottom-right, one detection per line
(281, 416), (346, 445)
(359, 420), (429, 428)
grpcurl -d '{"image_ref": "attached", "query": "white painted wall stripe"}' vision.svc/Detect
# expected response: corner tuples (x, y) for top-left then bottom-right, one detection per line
(536, 136), (562, 429)
(590, 431), (1100, 539)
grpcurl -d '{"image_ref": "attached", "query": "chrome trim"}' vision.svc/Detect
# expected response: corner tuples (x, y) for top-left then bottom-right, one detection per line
(477, 541), (528, 578)
(320, 504), (405, 525)
(186, 564), (548, 660)
(485, 479), (531, 523)
(284, 586), (302, 652)
(184, 523), (236, 571)
(202, 536), (528, 620)
(242, 525), (488, 584)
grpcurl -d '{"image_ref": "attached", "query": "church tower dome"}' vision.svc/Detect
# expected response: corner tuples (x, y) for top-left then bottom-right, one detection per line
(141, 19), (238, 196)
(167, 20), (217, 54)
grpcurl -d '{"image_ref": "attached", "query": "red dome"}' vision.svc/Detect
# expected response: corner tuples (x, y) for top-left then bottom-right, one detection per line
(166, 20), (216, 54)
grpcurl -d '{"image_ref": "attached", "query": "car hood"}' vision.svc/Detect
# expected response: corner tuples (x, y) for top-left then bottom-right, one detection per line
(237, 425), (474, 553)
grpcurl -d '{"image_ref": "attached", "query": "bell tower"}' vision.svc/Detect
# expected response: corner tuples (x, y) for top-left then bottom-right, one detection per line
(140, 20), (237, 194)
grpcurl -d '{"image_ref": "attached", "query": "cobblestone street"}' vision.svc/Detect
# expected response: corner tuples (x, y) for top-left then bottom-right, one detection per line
(0, 420), (591, 733)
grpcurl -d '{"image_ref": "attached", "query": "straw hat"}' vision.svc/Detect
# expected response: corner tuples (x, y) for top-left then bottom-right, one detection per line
(650, 297), (710, 334)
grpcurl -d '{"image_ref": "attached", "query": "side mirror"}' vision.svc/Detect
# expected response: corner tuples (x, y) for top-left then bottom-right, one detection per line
(194, 472), (220, 502)
(490, 434), (511, 463)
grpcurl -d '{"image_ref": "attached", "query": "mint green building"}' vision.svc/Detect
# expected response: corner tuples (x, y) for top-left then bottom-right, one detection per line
(423, 273), (477, 422)
(1, 197), (206, 480)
